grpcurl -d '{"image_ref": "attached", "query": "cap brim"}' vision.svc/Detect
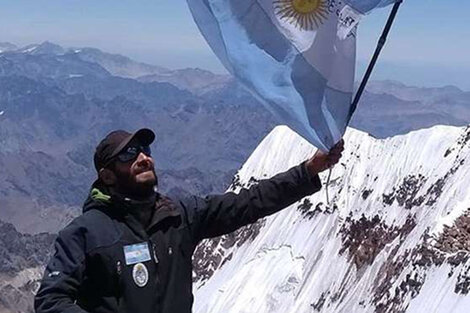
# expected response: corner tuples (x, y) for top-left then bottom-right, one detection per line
(134, 128), (155, 146)
(110, 128), (156, 159)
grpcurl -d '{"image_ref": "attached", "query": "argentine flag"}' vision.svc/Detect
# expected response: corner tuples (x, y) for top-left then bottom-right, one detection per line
(187, 0), (400, 151)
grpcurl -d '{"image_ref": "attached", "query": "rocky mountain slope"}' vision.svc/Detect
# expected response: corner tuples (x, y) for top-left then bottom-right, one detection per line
(192, 125), (470, 313)
(0, 43), (275, 233)
(0, 221), (55, 313)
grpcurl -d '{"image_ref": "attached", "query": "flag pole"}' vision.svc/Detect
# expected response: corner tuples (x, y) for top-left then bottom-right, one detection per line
(347, 0), (403, 121)
(327, 2), (402, 206)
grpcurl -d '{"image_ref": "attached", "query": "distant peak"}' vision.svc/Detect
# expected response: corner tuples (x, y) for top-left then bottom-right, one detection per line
(21, 41), (64, 55)
(39, 40), (61, 47)
(0, 42), (18, 52)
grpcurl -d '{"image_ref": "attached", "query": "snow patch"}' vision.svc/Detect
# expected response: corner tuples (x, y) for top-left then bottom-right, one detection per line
(22, 46), (38, 53)
(432, 200), (470, 236)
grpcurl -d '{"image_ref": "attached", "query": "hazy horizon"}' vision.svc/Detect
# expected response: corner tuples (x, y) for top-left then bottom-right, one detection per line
(1, 1), (469, 90)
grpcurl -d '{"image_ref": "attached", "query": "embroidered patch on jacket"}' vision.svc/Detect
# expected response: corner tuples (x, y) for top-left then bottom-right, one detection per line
(123, 243), (151, 265)
(132, 263), (149, 287)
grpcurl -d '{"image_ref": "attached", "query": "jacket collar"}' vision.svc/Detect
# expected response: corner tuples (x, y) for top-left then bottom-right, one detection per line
(83, 185), (182, 238)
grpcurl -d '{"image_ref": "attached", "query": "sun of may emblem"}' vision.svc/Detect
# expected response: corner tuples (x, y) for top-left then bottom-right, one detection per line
(274, 0), (329, 31)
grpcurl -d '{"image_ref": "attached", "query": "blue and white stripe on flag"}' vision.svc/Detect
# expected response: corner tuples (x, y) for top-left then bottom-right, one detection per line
(187, 0), (399, 151)
(344, 0), (399, 14)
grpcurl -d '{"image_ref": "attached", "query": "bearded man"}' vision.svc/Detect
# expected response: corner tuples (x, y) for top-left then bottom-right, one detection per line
(35, 128), (343, 313)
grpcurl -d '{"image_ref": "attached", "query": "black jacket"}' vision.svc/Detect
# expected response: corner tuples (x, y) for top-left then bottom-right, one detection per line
(35, 163), (321, 313)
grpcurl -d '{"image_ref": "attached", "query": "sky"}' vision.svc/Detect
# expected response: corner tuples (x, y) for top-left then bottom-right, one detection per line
(0, 0), (469, 89)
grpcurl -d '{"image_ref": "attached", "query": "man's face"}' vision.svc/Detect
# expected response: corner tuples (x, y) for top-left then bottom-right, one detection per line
(111, 142), (158, 198)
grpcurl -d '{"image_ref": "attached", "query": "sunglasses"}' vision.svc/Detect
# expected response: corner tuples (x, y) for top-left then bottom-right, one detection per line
(104, 145), (152, 168)
(117, 145), (152, 163)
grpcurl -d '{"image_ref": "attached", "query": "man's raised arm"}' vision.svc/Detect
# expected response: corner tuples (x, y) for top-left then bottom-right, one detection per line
(182, 140), (344, 242)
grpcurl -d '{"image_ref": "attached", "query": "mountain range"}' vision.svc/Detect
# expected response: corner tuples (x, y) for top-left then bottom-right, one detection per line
(0, 41), (274, 234)
(1, 41), (470, 313)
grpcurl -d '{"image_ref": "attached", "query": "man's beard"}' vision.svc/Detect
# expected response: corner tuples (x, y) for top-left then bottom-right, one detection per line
(113, 169), (158, 200)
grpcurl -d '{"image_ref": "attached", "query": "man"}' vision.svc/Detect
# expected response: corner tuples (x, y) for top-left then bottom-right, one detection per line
(35, 128), (344, 313)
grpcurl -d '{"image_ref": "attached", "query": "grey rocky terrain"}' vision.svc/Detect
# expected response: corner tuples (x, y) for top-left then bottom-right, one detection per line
(0, 220), (55, 313)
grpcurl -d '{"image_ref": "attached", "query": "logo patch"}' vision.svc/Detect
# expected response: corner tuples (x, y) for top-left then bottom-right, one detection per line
(124, 243), (151, 265)
(132, 263), (149, 287)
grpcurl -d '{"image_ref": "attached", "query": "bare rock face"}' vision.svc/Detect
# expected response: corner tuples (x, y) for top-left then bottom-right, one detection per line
(382, 175), (426, 209)
(436, 209), (470, 254)
(0, 220), (55, 313)
(371, 212), (470, 313)
(193, 220), (266, 286)
(435, 209), (470, 295)
(0, 221), (55, 274)
(340, 214), (417, 269)
(1, 283), (35, 313)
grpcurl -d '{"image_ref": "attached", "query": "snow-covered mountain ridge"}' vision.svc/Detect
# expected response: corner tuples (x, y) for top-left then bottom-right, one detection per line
(193, 125), (470, 313)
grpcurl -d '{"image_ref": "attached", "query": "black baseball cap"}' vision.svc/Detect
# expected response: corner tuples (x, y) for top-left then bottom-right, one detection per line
(93, 128), (155, 172)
